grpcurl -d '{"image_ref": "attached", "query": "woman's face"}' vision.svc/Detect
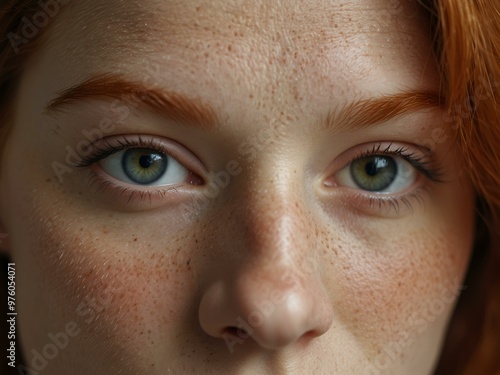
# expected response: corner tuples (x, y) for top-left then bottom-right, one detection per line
(0, 0), (476, 374)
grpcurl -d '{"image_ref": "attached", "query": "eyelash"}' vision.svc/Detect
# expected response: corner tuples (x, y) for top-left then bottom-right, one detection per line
(75, 135), (201, 204)
(351, 143), (444, 182)
(335, 143), (445, 214)
(75, 136), (172, 167)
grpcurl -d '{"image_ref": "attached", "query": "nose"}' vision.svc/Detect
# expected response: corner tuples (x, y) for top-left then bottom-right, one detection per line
(199, 269), (333, 350)
(198, 196), (333, 350)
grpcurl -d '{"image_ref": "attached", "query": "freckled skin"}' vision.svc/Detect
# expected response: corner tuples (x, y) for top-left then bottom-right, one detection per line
(0, 0), (476, 374)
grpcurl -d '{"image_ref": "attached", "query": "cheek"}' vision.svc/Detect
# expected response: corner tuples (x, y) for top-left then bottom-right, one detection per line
(11, 186), (199, 364)
(64, 245), (196, 341)
(332, 219), (474, 355)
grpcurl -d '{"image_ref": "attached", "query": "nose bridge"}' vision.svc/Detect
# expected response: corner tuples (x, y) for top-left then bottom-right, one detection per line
(239, 167), (314, 263)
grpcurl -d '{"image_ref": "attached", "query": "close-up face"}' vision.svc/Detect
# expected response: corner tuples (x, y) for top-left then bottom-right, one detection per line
(0, 0), (478, 374)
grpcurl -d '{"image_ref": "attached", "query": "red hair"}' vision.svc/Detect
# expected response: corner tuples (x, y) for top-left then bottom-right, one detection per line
(425, 0), (500, 373)
(0, 0), (499, 373)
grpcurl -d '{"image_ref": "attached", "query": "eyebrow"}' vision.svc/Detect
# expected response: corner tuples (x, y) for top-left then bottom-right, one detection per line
(328, 90), (443, 131)
(45, 74), (443, 131)
(45, 74), (218, 129)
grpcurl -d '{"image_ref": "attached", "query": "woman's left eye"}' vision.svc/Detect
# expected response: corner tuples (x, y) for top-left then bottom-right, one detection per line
(99, 148), (189, 186)
(334, 154), (417, 194)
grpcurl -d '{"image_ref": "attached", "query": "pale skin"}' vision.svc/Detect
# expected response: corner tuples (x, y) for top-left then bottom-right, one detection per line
(0, 0), (476, 374)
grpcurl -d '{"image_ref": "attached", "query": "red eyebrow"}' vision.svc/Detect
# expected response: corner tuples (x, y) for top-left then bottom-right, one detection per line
(45, 73), (218, 130)
(330, 90), (444, 131)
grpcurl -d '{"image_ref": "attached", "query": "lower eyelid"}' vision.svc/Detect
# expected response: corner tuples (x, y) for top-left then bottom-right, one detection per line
(82, 168), (188, 208)
(83, 165), (427, 215)
(332, 184), (430, 217)
(91, 162), (185, 189)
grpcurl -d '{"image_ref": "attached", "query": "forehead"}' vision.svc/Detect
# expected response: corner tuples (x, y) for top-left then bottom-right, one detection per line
(33, 0), (437, 121)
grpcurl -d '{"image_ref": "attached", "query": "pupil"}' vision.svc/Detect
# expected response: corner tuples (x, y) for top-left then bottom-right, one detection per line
(364, 158), (388, 176)
(139, 155), (153, 168)
(365, 162), (378, 176)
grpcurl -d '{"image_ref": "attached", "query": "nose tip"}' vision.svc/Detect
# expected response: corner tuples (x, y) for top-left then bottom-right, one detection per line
(199, 272), (333, 351)
(235, 288), (331, 350)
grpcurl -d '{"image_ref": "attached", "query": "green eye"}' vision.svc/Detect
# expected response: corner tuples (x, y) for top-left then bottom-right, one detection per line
(335, 154), (417, 194)
(350, 156), (397, 192)
(123, 149), (168, 184)
(99, 147), (189, 186)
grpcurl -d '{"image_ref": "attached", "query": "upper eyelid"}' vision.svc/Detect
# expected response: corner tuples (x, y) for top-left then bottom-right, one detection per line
(336, 142), (431, 167)
(349, 147), (430, 177)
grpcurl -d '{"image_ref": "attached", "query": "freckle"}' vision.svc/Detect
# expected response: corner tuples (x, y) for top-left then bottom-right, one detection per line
(46, 178), (51, 182)
(134, 238), (138, 242)
(227, 45), (232, 52)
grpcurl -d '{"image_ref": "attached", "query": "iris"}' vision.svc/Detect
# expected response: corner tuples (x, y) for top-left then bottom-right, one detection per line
(350, 155), (397, 192)
(122, 148), (168, 184)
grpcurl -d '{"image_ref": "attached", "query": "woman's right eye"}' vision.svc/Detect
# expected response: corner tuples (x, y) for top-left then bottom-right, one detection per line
(99, 148), (190, 186)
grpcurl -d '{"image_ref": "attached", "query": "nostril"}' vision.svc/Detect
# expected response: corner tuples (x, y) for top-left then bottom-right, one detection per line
(286, 329), (321, 349)
(303, 329), (321, 340)
(224, 326), (248, 338)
